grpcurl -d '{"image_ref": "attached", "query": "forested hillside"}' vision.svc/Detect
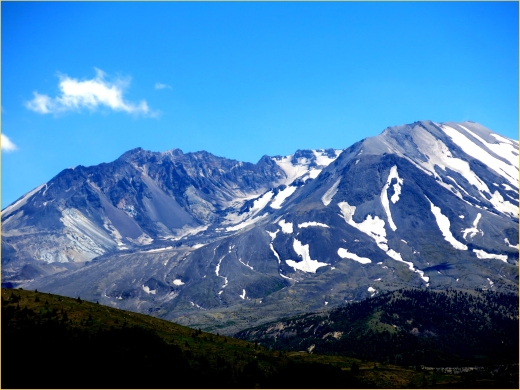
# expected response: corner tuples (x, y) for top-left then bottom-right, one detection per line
(236, 289), (519, 368)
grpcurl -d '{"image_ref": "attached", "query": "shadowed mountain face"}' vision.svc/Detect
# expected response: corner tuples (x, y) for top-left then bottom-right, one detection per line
(2, 120), (518, 334)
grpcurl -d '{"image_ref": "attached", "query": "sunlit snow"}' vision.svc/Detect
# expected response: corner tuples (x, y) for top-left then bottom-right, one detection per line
(504, 238), (519, 249)
(473, 249), (507, 262)
(278, 219), (294, 234)
(298, 221), (330, 228)
(488, 191), (518, 217)
(441, 125), (518, 188)
(269, 243), (281, 264)
(426, 197), (467, 250)
(337, 248), (371, 264)
(173, 279), (184, 286)
(461, 213), (483, 240)
(270, 186), (297, 209)
(2, 184), (45, 218)
(142, 285), (156, 294)
(226, 213), (269, 231)
(380, 165), (403, 231)
(321, 178), (341, 206)
(285, 239), (328, 273)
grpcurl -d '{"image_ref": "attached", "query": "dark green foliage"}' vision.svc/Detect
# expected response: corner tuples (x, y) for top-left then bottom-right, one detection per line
(237, 289), (519, 368)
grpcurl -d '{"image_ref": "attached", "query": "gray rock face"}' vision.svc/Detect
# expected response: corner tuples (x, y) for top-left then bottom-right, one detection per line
(2, 120), (518, 334)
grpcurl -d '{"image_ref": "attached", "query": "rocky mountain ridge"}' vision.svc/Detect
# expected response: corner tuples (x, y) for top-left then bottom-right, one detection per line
(2, 120), (518, 334)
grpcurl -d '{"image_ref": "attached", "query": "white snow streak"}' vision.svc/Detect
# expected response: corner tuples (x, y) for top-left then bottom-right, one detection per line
(461, 213), (483, 240)
(488, 191), (518, 217)
(337, 201), (428, 282)
(426, 197), (467, 250)
(380, 165), (403, 231)
(267, 229), (279, 241)
(269, 243), (281, 264)
(321, 179), (341, 206)
(298, 221), (330, 228)
(225, 213), (269, 231)
(270, 186), (297, 209)
(238, 258), (254, 270)
(473, 249), (508, 262)
(441, 125), (518, 188)
(2, 184), (45, 218)
(504, 238), (519, 249)
(337, 248), (371, 264)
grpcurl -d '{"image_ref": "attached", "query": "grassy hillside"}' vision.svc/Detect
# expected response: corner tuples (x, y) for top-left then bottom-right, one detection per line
(1, 288), (514, 388)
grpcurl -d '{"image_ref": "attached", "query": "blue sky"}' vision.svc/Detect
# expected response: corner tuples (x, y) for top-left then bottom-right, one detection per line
(2, 1), (518, 208)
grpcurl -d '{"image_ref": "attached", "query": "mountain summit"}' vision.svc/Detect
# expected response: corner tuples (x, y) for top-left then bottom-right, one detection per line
(2, 120), (518, 333)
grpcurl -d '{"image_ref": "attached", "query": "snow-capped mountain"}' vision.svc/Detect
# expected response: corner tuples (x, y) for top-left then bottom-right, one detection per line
(2, 120), (518, 334)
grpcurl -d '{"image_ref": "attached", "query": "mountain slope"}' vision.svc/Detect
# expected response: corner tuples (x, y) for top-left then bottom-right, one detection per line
(2, 120), (518, 334)
(235, 288), (519, 367)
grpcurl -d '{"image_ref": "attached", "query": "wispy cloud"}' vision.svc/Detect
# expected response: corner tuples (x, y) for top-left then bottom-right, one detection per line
(1, 134), (18, 152)
(155, 82), (172, 90)
(26, 68), (157, 117)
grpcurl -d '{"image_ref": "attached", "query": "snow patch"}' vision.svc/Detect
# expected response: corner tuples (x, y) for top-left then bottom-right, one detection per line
(461, 213), (483, 240)
(270, 243), (281, 264)
(488, 191), (518, 217)
(286, 239), (328, 273)
(142, 285), (156, 295)
(426, 197), (468, 250)
(267, 229), (279, 241)
(473, 249), (507, 262)
(337, 248), (371, 264)
(380, 165), (402, 231)
(441, 125), (518, 188)
(504, 238), (519, 249)
(238, 258), (254, 270)
(270, 186), (297, 209)
(239, 289), (247, 300)
(173, 279), (184, 286)
(226, 213), (269, 231)
(321, 179), (341, 206)
(298, 221), (330, 228)
(338, 201), (388, 251)
(2, 184), (45, 218)
(278, 219), (294, 234)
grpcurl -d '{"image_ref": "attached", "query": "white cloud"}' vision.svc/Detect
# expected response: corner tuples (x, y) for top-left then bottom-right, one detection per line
(155, 82), (171, 90)
(1, 134), (18, 152)
(25, 68), (156, 116)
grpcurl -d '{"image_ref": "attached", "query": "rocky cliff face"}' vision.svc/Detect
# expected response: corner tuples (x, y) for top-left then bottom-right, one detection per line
(2, 120), (518, 334)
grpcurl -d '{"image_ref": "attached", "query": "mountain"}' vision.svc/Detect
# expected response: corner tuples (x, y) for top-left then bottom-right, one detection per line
(2, 120), (518, 334)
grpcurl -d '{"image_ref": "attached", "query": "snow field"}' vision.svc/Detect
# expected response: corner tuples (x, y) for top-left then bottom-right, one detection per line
(321, 178), (341, 206)
(298, 221), (330, 228)
(380, 165), (402, 231)
(461, 213), (483, 240)
(425, 197), (468, 250)
(285, 239), (329, 273)
(337, 248), (371, 264)
(270, 186), (297, 209)
(142, 285), (156, 294)
(442, 125), (518, 188)
(473, 249), (508, 262)
(278, 219), (294, 234)
(337, 201), (428, 282)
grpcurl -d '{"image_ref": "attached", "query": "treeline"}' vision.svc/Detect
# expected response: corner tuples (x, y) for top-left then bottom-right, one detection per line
(237, 289), (519, 368)
(2, 290), (367, 389)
